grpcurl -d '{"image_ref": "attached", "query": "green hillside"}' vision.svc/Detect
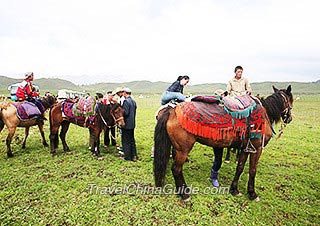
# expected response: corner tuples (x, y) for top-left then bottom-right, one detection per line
(0, 75), (319, 96)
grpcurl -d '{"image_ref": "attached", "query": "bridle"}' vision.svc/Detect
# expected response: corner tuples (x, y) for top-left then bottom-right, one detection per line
(279, 91), (293, 124)
(97, 104), (123, 128)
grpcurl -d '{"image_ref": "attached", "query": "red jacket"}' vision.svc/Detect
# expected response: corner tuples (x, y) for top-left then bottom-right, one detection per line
(16, 79), (39, 101)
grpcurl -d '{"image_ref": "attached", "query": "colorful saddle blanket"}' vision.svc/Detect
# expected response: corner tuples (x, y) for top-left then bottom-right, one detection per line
(176, 101), (266, 140)
(61, 99), (96, 123)
(222, 95), (257, 119)
(75, 96), (96, 117)
(11, 102), (42, 121)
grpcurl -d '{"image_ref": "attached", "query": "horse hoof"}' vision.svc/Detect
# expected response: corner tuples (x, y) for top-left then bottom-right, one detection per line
(97, 156), (104, 160)
(224, 160), (230, 164)
(65, 151), (73, 155)
(235, 192), (243, 197)
(7, 153), (14, 158)
(22, 146), (26, 149)
(254, 196), (260, 202)
(43, 144), (49, 148)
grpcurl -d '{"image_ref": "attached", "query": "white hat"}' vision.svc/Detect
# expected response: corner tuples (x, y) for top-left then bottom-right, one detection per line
(112, 87), (123, 95)
(122, 87), (132, 93)
(25, 72), (34, 78)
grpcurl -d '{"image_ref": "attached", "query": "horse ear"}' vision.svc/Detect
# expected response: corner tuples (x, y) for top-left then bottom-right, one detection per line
(272, 85), (279, 93)
(286, 85), (292, 94)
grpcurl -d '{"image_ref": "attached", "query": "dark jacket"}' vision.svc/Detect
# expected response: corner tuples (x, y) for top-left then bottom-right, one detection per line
(166, 80), (184, 93)
(122, 96), (137, 130)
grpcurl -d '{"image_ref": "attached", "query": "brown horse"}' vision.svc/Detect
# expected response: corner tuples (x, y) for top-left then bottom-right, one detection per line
(154, 85), (293, 201)
(0, 95), (56, 157)
(49, 101), (125, 157)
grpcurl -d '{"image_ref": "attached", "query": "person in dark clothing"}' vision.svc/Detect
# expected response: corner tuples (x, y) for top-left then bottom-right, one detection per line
(120, 87), (138, 161)
(161, 75), (190, 105)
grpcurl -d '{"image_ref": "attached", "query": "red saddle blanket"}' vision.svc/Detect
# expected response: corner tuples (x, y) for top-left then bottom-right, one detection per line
(176, 101), (266, 140)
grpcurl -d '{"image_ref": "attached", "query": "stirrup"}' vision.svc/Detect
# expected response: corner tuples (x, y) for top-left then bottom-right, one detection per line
(243, 140), (257, 153)
(243, 147), (257, 153)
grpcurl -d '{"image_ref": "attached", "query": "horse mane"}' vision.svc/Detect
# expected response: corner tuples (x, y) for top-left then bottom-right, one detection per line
(260, 91), (285, 124)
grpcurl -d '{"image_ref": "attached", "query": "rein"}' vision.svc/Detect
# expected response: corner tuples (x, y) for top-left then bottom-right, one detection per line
(97, 105), (116, 128)
(97, 104), (123, 129)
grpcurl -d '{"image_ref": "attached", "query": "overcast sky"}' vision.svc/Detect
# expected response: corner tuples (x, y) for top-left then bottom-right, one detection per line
(0, 0), (319, 85)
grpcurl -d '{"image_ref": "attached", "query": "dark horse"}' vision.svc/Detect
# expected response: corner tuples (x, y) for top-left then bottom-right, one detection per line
(49, 101), (124, 157)
(0, 95), (56, 157)
(154, 86), (293, 201)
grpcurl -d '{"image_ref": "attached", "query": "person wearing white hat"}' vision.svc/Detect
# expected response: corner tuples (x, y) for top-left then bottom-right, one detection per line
(112, 87), (125, 106)
(120, 87), (138, 161)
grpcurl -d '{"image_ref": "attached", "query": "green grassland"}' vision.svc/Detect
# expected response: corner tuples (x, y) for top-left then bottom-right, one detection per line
(0, 95), (319, 225)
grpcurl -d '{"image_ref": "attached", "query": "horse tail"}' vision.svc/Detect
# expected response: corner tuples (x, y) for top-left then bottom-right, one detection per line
(154, 107), (173, 187)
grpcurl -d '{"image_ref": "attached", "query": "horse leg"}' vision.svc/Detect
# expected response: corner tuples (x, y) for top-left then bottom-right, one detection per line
(230, 151), (249, 196)
(247, 148), (263, 201)
(225, 148), (231, 163)
(236, 148), (240, 164)
(50, 124), (60, 156)
(171, 150), (190, 201)
(60, 121), (71, 152)
(89, 128), (95, 154)
(22, 127), (30, 149)
(92, 128), (101, 157)
(6, 127), (16, 157)
(211, 148), (223, 187)
(38, 122), (48, 147)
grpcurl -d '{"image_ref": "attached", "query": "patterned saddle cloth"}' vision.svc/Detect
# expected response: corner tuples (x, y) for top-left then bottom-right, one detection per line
(176, 101), (266, 140)
(222, 95), (257, 119)
(61, 99), (96, 122)
(11, 102), (42, 121)
(75, 96), (96, 117)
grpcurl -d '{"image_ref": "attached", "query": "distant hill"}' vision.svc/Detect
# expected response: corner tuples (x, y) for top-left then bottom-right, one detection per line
(0, 76), (78, 94)
(0, 75), (319, 96)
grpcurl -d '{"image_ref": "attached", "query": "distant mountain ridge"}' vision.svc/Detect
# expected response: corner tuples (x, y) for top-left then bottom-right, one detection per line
(0, 75), (319, 95)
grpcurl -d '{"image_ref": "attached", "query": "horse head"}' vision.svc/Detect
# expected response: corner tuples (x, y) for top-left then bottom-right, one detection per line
(40, 94), (57, 109)
(110, 103), (125, 128)
(272, 85), (293, 124)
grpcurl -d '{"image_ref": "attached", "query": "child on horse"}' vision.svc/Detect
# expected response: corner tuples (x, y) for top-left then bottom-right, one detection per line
(16, 72), (46, 120)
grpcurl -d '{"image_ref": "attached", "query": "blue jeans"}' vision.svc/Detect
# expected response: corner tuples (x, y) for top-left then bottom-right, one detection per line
(161, 91), (186, 105)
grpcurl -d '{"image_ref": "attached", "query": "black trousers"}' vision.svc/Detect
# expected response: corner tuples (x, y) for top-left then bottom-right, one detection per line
(104, 127), (116, 146)
(121, 129), (137, 160)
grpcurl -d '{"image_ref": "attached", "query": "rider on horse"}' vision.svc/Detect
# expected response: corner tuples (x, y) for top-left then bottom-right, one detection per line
(16, 72), (46, 120)
(161, 75), (190, 105)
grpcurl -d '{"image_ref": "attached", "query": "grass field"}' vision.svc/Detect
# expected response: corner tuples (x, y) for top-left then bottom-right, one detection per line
(0, 94), (319, 225)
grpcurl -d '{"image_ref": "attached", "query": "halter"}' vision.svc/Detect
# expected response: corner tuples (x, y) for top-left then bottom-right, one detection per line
(275, 91), (293, 139)
(279, 91), (292, 124)
(97, 104), (123, 128)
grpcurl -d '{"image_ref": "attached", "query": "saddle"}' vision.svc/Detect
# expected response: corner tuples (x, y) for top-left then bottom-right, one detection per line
(11, 102), (42, 121)
(191, 95), (221, 104)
